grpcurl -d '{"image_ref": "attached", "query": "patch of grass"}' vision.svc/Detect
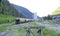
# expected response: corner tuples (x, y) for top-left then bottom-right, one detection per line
(19, 26), (26, 36)
(0, 22), (15, 31)
(29, 22), (39, 26)
(42, 28), (58, 36)
(0, 14), (15, 23)
(0, 27), (6, 31)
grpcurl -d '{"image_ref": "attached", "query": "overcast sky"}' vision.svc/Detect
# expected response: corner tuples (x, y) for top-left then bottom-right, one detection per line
(8, 0), (60, 17)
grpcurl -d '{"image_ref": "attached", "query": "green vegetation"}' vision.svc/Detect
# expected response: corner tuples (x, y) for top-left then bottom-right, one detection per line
(0, 0), (26, 31)
(6, 22), (58, 36)
(0, 0), (26, 23)
(42, 15), (52, 20)
(43, 28), (58, 36)
(0, 0), (26, 17)
(0, 27), (6, 31)
(18, 22), (58, 36)
(0, 22), (58, 36)
(0, 14), (15, 23)
(0, 22), (14, 31)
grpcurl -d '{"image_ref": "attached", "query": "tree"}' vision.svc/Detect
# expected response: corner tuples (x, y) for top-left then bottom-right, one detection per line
(0, 0), (2, 3)
(47, 15), (52, 20)
(43, 16), (47, 20)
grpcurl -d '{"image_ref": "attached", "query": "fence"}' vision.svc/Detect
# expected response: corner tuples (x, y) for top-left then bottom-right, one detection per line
(25, 26), (45, 36)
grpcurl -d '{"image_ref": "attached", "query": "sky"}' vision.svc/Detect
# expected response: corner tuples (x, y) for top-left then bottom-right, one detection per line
(8, 0), (60, 17)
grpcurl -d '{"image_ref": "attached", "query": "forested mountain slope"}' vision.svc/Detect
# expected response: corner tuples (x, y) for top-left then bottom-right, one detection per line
(12, 4), (40, 19)
(0, 0), (26, 18)
(0, 0), (26, 23)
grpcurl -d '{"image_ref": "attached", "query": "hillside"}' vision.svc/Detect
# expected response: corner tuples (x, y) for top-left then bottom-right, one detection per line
(0, 14), (15, 23)
(12, 4), (40, 19)
(52, 7), (60, 15)
(12, 4), (33, 19)
(0, 0), (26, 18)
(0, 0), (26, 23)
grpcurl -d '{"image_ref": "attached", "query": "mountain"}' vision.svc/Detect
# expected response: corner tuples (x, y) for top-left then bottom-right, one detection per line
(0, 0), (26, 18)
(12, 4), (33, 19)
(52, 7), (60, 15)
(12, 4), (40, 19)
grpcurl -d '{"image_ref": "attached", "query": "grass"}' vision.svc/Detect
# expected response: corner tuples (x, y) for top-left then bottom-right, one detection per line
(19, 26), (26, 36)
(7, 22), (40, 36)
(42, 28), (58, 36)
(0, 27), (6, 31)
(0, 22), (14, 27)
(0, 21), (58, 36)
(0, 22), (15, 31)
(18, 22), (39, 36)
(0, 13), (15, 31)
(0, 14), (15, 23)
(16, 22), (58, 36)
(0, 14), (15, 31)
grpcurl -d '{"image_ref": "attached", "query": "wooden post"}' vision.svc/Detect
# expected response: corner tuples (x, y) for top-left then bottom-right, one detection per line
(26, 28), (30, 36)
(41, 27), (43, 36)
(37, 26), (45, 36)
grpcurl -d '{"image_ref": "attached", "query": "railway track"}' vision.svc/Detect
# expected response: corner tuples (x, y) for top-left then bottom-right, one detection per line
(0, 18), (33, 28)
(0, 20), (32, 28)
